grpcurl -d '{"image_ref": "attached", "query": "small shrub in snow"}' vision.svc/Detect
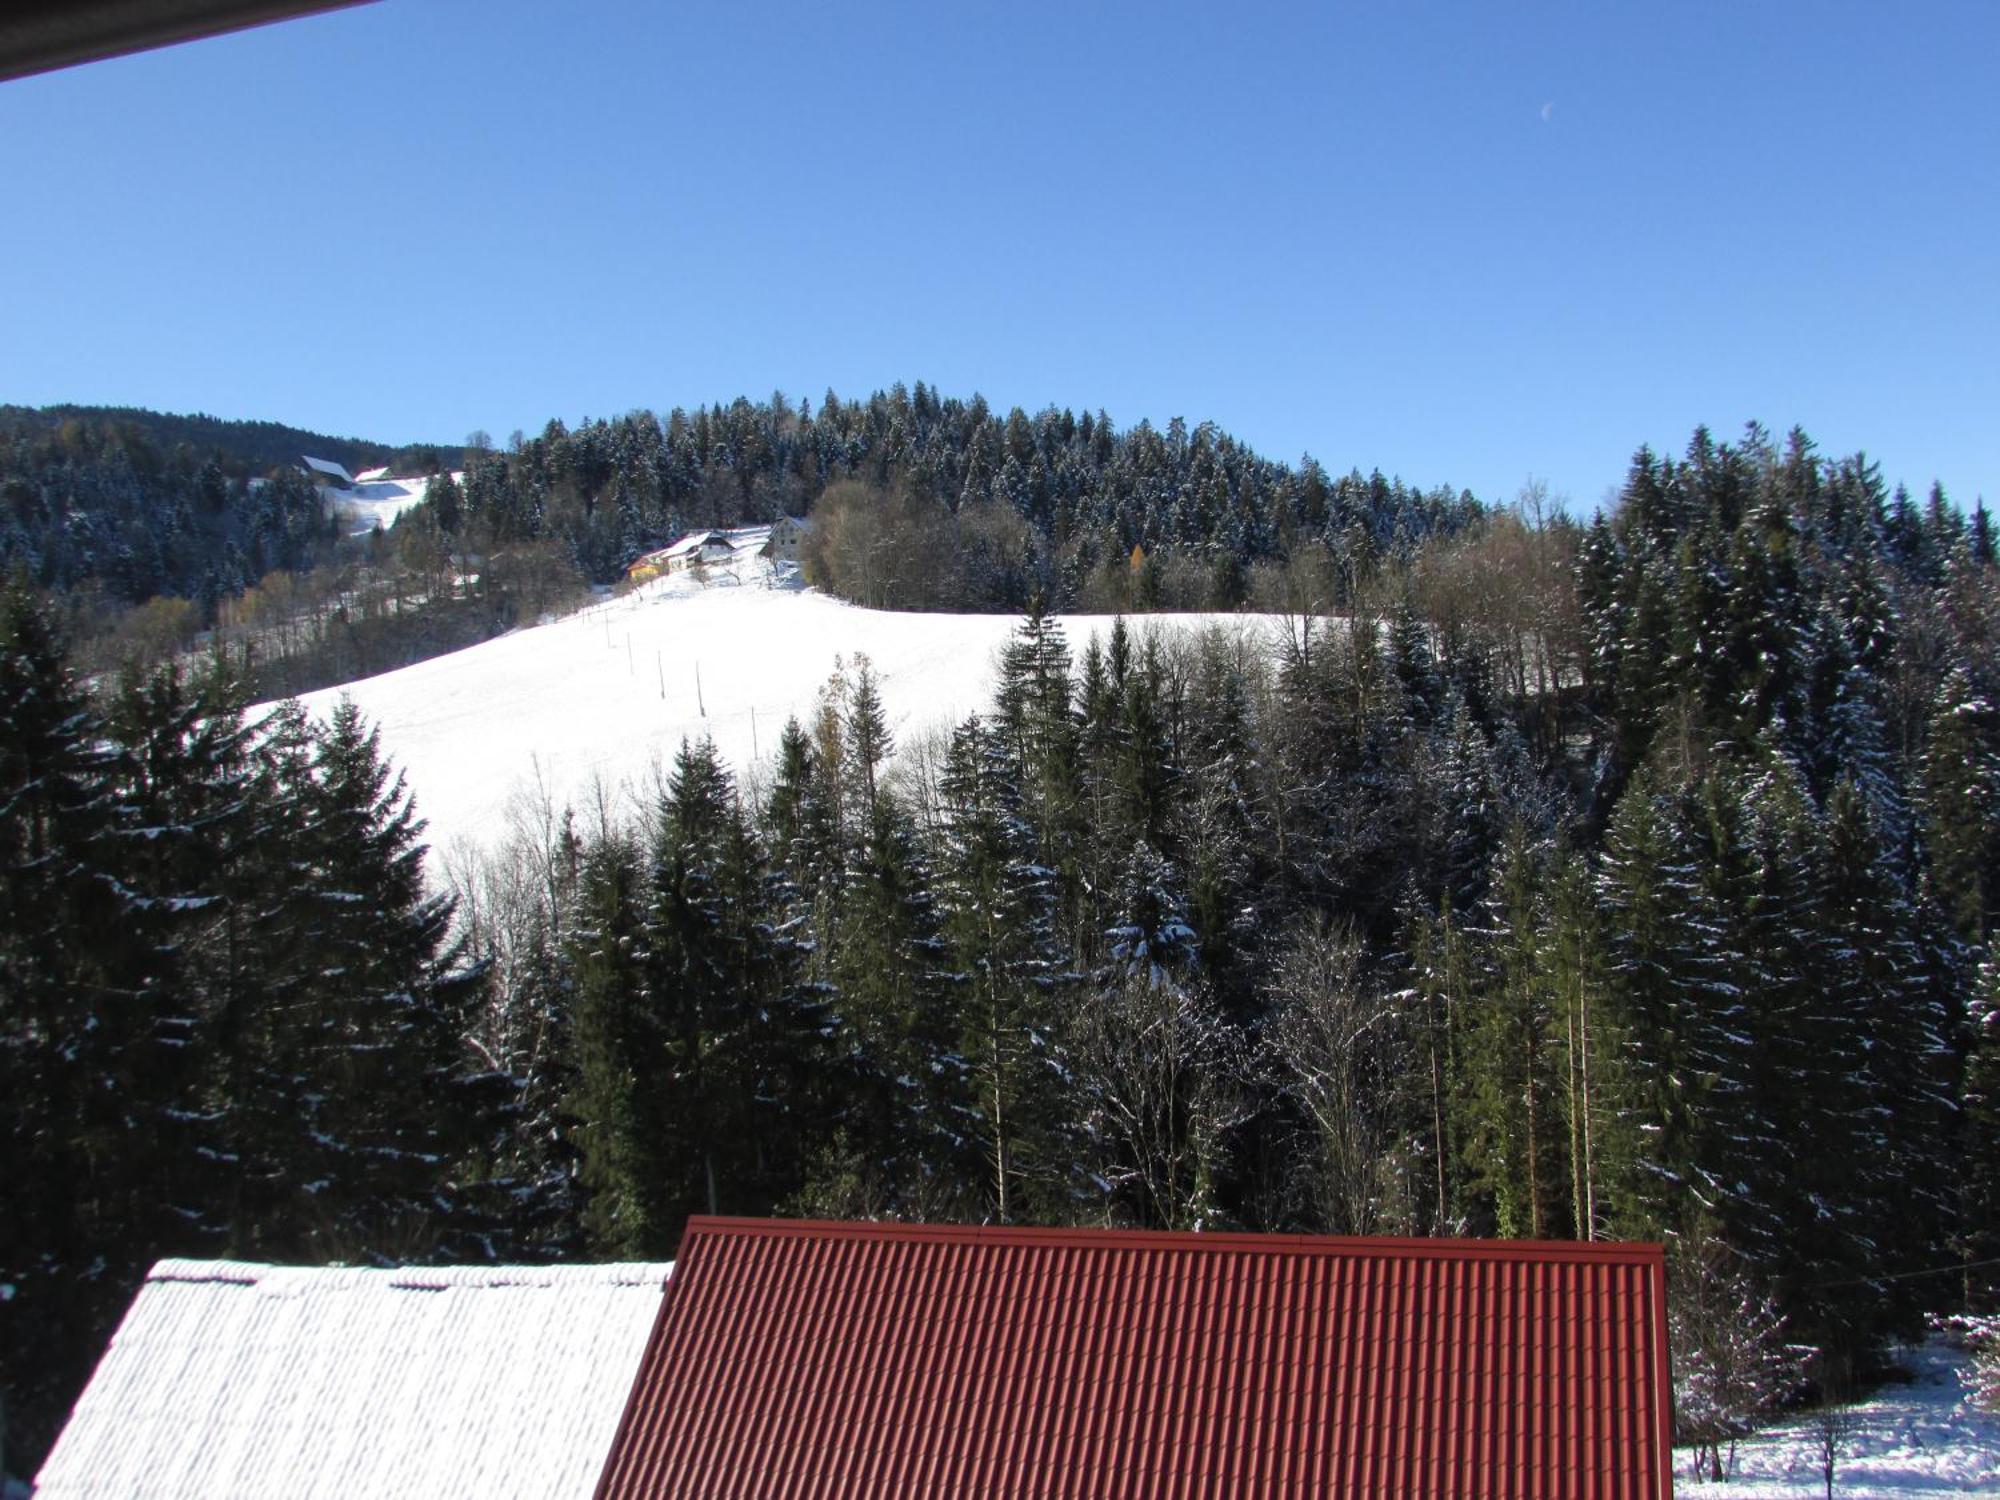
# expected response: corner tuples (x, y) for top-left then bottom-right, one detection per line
(1670, 1229), (1808, 1482)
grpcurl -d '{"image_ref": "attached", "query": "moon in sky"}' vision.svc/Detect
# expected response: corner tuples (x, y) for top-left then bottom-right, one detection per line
(1540, 101), (1555, 123)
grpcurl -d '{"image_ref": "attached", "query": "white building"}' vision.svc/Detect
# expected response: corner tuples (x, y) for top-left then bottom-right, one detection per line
(765, 514), (812, 564)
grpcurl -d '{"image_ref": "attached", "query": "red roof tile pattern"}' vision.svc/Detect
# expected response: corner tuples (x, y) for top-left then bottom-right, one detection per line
(595, 1217), (1671, 1500)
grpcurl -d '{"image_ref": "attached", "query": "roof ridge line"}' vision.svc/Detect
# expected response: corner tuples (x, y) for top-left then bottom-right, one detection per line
(680, 1216), (1664, 1264)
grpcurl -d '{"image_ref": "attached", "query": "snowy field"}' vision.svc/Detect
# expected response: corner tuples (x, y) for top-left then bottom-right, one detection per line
(283, 554), (1279, 868)
(1673, 1342), (2000, 1497)
(324, 473), (450, 535)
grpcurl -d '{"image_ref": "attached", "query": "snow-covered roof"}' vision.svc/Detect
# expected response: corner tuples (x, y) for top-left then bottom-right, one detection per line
(33, 1258), (673, 1500)
(656, 527), (773, 561)
(661, 530), (725, 559)
(353, 465), (391, 482)
(300, 454), (356, 485)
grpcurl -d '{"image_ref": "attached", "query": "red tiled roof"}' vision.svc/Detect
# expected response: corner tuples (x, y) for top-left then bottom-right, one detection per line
(595, 1217), (1671, 1500)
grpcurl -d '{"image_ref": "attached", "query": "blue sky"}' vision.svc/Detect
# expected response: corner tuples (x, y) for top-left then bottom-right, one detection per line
(4, 0), (1994, 512)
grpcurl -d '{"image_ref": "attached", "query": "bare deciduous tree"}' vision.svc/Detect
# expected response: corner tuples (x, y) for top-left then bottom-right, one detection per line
(803, 479), (967, 610)
(1261, 918), (1411, 1236)
(1068, 971), (1250, 1231)
(1810, 1400), (1855, 1499)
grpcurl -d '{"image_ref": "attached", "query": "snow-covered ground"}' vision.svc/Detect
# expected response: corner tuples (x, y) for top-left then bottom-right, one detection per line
(1674, 1341), (2000, 1497)
(283, 552), (1277, 867)
(324, 472), (452, 535)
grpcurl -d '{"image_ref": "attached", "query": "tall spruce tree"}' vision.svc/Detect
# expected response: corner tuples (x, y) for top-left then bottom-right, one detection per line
(0, 585), (174, 1469)
(567, 831), (660, 1254)
(1958, 961), (2000, 1309)
(934, 714), (1071, 1222)
(1595, 772), (1735, 1239)
(1456, 823), (1566, 1239)
(1921, 664), (2000, 944)
(640, 737), (784, 1229)
(1802, 778), (1952, 1359)
(279, 699), (498, 1261)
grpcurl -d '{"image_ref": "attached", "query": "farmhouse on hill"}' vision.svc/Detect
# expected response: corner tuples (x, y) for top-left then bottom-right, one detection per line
(598, 1217), (1673, 1499)
(623, 547), (671, 582)
(764, 513), (811, 563)
(625, 525), (777, 582)
(31, 1259), (671, 1500)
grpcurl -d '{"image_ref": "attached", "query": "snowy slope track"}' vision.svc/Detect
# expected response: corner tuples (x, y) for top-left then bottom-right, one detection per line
(279, 556), (1274, 866)
(325, 473), (452, 535)
(1673, 1341), (2000, 1497)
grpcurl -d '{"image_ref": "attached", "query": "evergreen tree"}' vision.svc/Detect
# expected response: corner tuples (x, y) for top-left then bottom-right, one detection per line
(814, 785), (960, 1215)
(994, 599), (1086, 926)
(1402, 901), (1474, 1234)
(1543, 842), (1621, 1241)
(1920, 665), (2000, 944)
(102, 659), (275, 1255)
(1594, 773), (1738, 1239)
(764, 715), (838, 902)
(1958, 961), (2000, 1309)
(640, 737), (785, 1231)
(1675, 760), (1796, 1268)
(842, 656), (892, 827)
(566, 831), (660, 1254)
(278, 698), (499, 1261)
(1173, 630), (1266, 1018)
(1802, 779), (1952, 1359)
(202, 698), (329, 1255)
(0, 584), (173, 1469)
(1456, 823), (1566, 1239)
(934, 714), (1071, 1222)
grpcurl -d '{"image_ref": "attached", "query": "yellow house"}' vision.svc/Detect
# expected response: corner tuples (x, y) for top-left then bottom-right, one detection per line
(625, 550), (671, 583)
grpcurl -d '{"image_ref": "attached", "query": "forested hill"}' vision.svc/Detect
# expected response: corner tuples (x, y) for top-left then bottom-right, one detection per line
(454, 384), (1480, 606)
(0, 405), (457, 615)
(0, 404), (454, 482)
(0, 386), (1476, 618)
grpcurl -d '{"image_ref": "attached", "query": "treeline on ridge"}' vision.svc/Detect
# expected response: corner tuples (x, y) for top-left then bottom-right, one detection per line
(449, 383), (1479, 609)
(0, 386), (1476, 636)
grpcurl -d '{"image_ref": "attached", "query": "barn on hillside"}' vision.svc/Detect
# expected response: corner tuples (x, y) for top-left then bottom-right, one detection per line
(32, 1259), (672, 1500)
(298, 454), (355, 491)
(597, 1217), (1672, 1499)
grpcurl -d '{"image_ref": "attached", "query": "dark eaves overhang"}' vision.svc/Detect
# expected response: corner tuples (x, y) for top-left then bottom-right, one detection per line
(0, 1), (378, 84)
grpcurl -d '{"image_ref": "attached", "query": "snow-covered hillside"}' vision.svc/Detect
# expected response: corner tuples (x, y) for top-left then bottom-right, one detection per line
(325, 473), (452, 535)
(1673, 1341), (2000, 1497)
(285, 553), (1274, 866)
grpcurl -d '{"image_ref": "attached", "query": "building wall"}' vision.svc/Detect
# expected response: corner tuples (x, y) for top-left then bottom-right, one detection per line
(768, 519), (808, 563)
